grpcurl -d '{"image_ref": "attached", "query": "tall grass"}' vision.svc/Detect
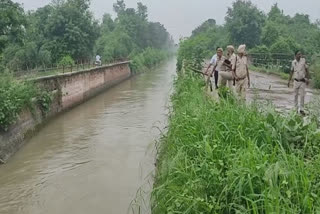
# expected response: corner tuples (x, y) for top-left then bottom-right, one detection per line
(152, 71), (320, 213)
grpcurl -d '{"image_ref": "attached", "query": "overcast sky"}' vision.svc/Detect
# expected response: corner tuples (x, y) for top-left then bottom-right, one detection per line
(14, 0), (320, 41)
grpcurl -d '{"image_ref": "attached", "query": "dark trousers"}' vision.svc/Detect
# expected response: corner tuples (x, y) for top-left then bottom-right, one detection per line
(214, 70), (219, 89)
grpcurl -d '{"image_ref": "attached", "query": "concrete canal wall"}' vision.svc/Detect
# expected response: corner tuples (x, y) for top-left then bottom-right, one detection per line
(0, 61), (131, 163)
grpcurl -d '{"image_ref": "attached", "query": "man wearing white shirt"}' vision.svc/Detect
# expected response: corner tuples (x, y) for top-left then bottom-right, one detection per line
(95, 54), (102, 66)
(205, 47), (220, 89)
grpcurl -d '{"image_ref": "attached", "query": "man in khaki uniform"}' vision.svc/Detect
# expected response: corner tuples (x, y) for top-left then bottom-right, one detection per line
(205, 48), (227, 90)
(288, 51), (310, 115)
(218, 45), (236, 90)
(233, 44), (250, 100)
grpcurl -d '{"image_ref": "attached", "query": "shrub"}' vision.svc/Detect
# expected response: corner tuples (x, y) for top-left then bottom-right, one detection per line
(0, 74), (36, 130)
(58, 55), (74, 67)
(0, 73), (53, 130)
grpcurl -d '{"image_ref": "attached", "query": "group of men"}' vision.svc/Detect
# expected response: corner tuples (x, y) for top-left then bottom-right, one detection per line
(205, 44), (250, 100)
(204, 45), (310, 115)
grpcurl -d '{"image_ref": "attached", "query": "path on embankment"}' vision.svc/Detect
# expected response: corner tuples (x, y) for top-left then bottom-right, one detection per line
(207, 69), (317, 111)
(248, 71), (317, 111)
(0, 59), (176, 214)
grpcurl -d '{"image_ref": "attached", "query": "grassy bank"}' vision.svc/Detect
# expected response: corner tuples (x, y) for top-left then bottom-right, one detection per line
(152, 71), (320, 213)
(130, 48), (173, 73)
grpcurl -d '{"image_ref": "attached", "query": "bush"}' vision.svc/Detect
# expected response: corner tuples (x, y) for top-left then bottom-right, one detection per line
(58, 55), (74, 67)
(0, 74), (36, 130)
(130, 48), (169, 73)
(0, 73), (53, 130)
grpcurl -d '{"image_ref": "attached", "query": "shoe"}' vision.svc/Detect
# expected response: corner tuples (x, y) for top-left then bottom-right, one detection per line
(300, 110), (306, 116)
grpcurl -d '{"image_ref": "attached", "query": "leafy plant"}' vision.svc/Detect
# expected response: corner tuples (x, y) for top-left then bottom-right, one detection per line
(0, 74), (36, 130)
(58, 55), (74, 67)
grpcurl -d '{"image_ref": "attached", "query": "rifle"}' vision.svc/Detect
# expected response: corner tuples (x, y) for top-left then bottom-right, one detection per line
(188, 66), (214, 91)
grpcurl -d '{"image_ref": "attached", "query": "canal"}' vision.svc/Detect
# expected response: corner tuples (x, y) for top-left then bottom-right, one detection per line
(0, 58), (176, 214)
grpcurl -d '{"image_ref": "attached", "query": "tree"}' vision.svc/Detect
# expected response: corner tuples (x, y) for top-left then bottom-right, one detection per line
(101, 13), (115, 34)
(43, 0), (99, 61)
(191, 19), (216, 37)
(261, 21), (279, 46)
(270, 38), (291, 54)
(225, 0), (265, 48)
(137, 2), (148, 21)
(0, 0), (26, 53)
(113, 0), (126, 15)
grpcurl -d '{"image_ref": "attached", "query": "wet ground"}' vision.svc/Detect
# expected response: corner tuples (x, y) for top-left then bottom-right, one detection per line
(248, 71), (316, 112)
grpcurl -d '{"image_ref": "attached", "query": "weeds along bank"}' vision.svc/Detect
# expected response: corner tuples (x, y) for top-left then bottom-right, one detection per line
(152, 68), (320, 213)
(130, 48), (173, 74)
(0, 74), (52, 131)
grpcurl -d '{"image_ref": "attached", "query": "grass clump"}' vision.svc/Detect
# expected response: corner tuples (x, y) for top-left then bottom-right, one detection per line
(152, 71), (320, 213)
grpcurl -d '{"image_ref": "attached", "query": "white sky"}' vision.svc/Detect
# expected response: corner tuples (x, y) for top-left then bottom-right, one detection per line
(14, 0), (320, 41)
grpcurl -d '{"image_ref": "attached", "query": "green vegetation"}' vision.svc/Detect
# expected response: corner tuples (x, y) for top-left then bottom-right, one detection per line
(249, 65), (289, 80)
(152, 69), (320, 213)
(154, 6), (320, 212)
(0, 74), (52, 130)
(177, 0), (320, 87)
(0, 0), (173, 72)
(130, 48), (171, 73)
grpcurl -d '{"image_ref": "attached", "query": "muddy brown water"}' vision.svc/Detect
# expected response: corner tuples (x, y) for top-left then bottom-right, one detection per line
(0, 59), (176, 214)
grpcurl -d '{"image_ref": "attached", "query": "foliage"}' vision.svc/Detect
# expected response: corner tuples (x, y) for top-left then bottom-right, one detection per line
(225, 0), (266, 48)
(58, 55), (75, 67)
(191, 19), (216, 37)
(96, 1), (173, 64)
(177, 23), (228, 71)
(1, 0), (99, 70)
(37, 90), (53, 113)
(0, 0), (26, 53)
(261, 21), (280, 47)
(152, 70), (320, 213)
(0, 73), (54, 130)
(130, 48), (170, 73)
(0, 74), (36, 130)
(310, 56), (320, 88)
(0, 0), (173, 72)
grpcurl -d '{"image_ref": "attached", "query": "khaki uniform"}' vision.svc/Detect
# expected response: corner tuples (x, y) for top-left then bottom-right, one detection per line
(233, 55), (248, 100)
(291, 58), (308, 111)
(213, 56), (227, 87)
(219, 53), (236, 89)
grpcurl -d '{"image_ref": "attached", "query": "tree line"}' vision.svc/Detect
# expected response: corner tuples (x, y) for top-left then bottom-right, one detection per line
(0, 0), (174, 72)
(178, 0), (320, 71)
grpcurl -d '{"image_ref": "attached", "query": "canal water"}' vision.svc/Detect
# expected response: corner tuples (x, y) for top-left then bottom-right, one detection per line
(0, 58), (176, 214)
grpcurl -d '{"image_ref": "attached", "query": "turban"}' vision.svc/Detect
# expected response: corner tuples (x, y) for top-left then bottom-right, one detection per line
(217, 48), (223, 52)
(227, 45), (235, 52)
(237, 44), (246, 54)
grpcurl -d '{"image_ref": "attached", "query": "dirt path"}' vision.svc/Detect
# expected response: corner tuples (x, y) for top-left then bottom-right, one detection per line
(202, 66), (318, 112)
(248, 71), (317, 112)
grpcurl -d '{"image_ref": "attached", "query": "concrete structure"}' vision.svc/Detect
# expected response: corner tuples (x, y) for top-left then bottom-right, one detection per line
(0, 61), (131, 163)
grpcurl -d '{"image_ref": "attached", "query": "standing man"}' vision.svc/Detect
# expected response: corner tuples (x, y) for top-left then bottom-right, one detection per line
(205, 48), (226, 90)
(219, 45), (236, 89)
(95, 54), (102, 66)
(288, 51), (310, 115)
(233, 44), (250, 100)
(205, 47), (220, 89)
